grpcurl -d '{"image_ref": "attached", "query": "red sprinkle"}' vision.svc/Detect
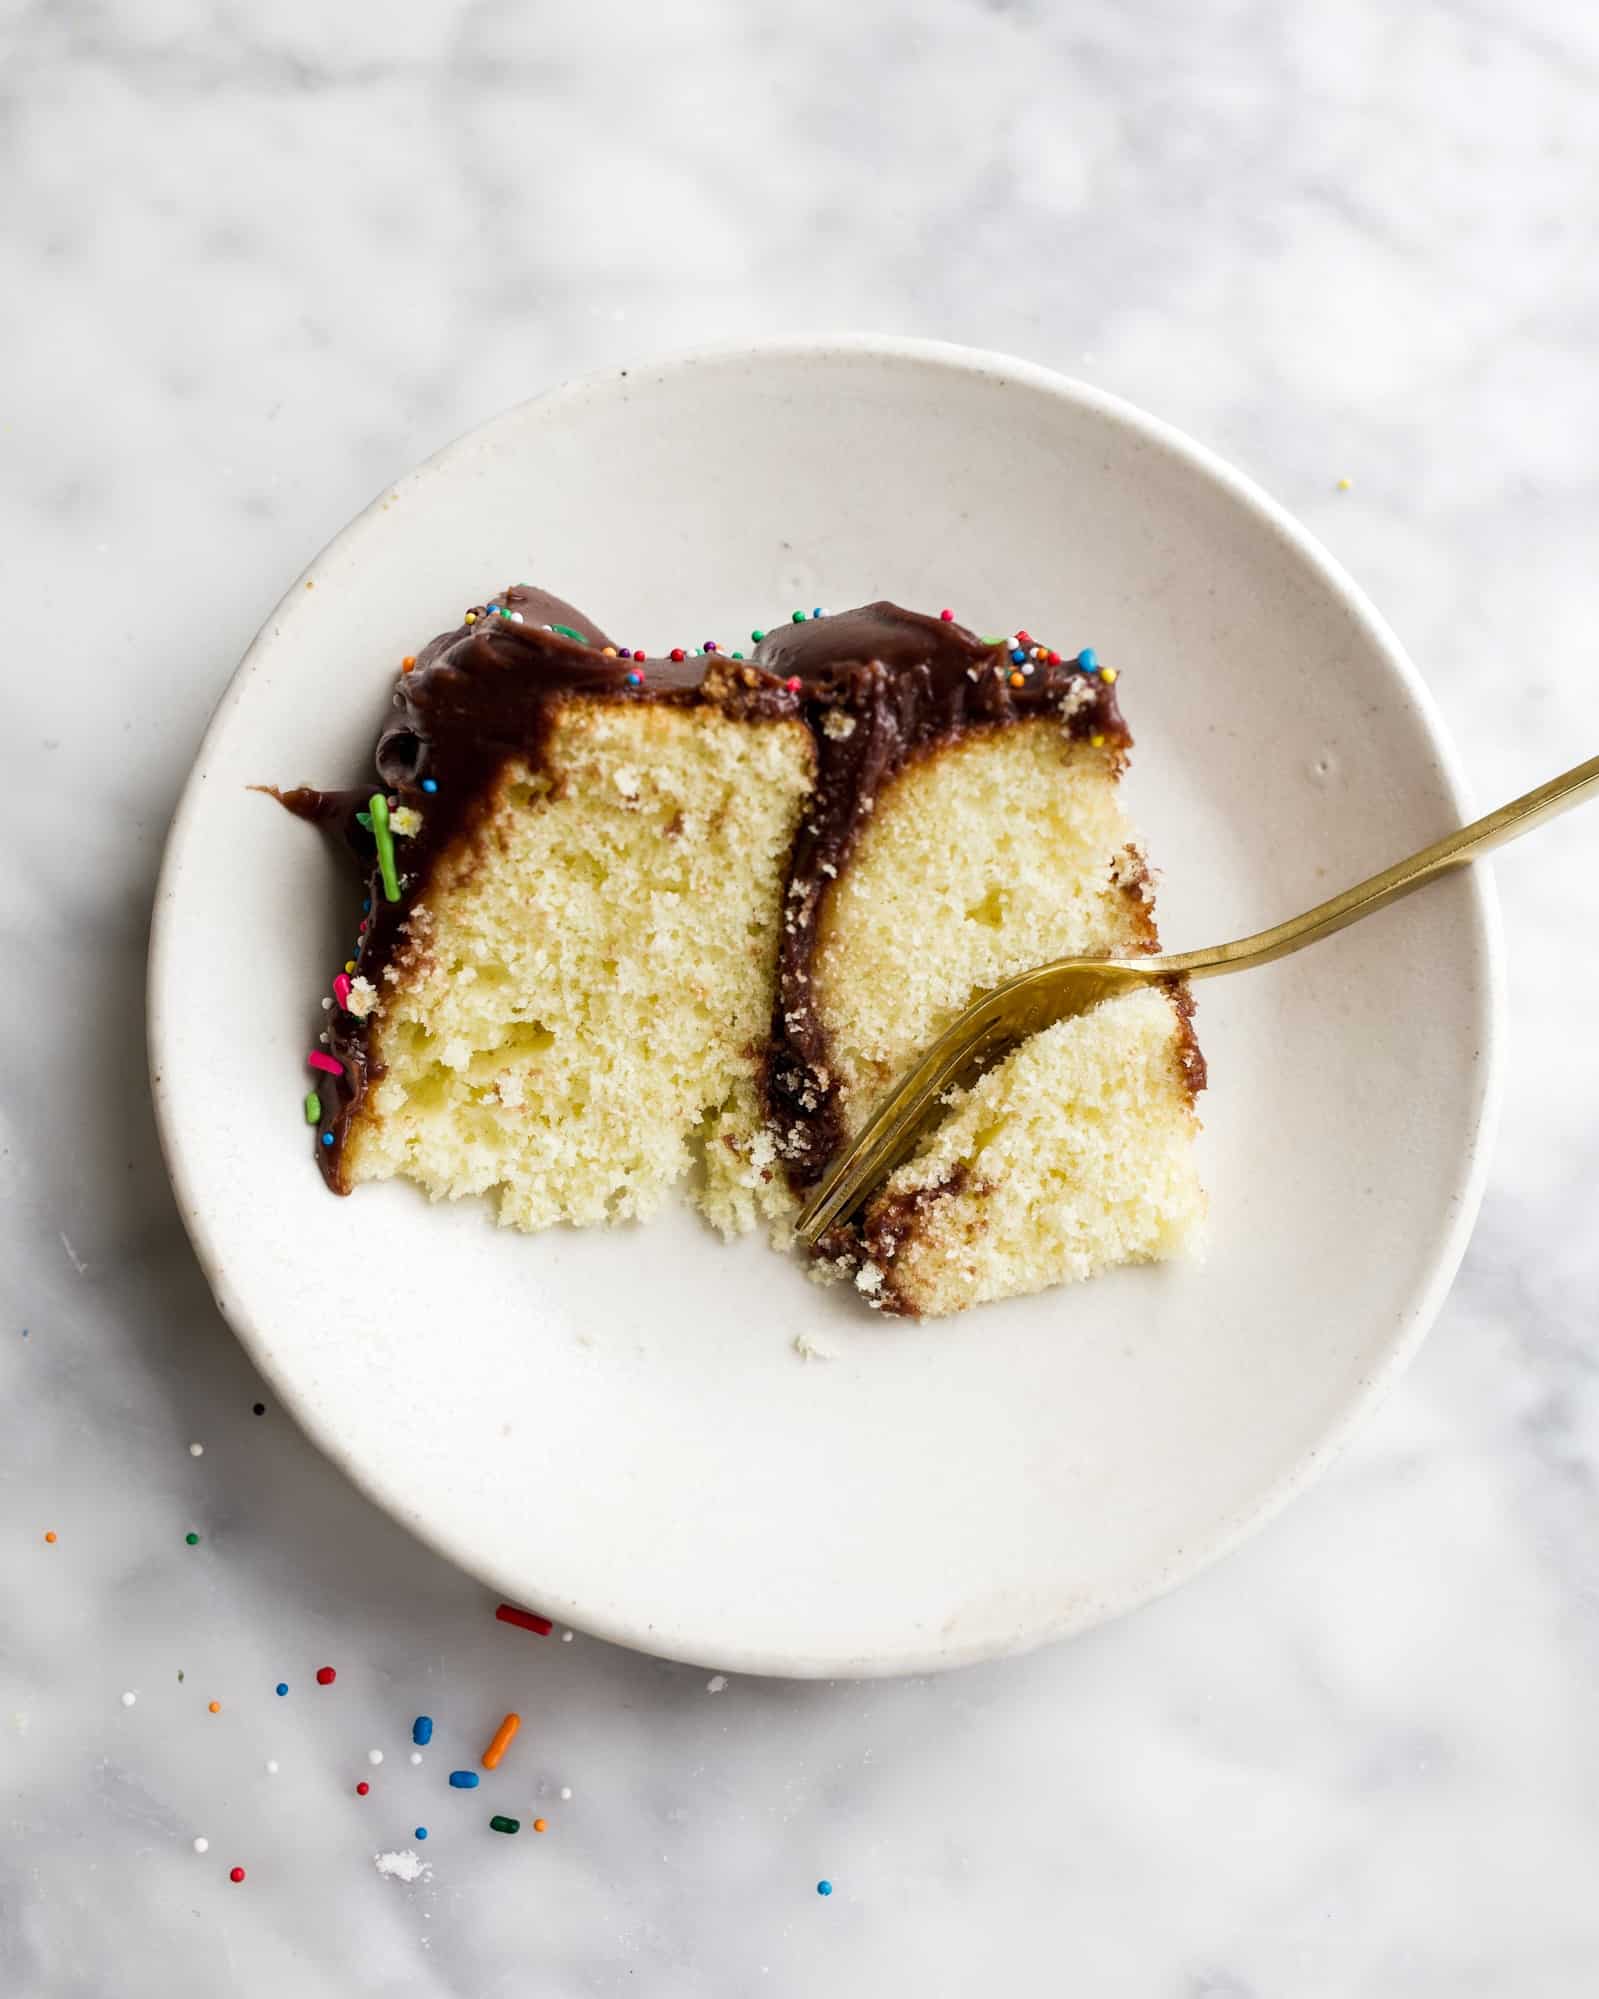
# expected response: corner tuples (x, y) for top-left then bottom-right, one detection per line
(315, 1666), (337, 1685)
(1016, 630), (1032, 645)
(229, 1867), (246, 1884)
(356, 1781), (370, 1796)
(495, 1603), (552, 1637)
(939, 608), (954, 620)
(784, 676), (802, 693)
(670, 648), (686, 662)
(633, 649), (646, 661)
(1047, 650), (1062, 665)
(307, 1052), (342, 1077)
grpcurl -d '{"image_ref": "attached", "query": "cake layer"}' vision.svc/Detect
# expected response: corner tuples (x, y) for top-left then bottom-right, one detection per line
(344, 698), (812, 1231)
(850, 984), (1206, 1316)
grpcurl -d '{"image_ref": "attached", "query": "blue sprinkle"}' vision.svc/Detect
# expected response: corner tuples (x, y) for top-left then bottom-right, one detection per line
(817, 1879), (833, 1897)
(361, 898), (370, 913)
(1010, 647), (1026, 663)
(412, 1715), (433, 1746)
(320, 1132), (334, 1148)
(448, 1770), (479, 1789)
(415, 1826), (429, 1840)
(811, 607), (823, 619)
(421, 778), (438, 794)
(1077, 647), (1098, 672)
(275, 1683), (289, 1697)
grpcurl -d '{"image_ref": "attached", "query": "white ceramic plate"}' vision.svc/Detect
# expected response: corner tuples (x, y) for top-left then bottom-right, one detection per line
(149, 338), (1501, 1677)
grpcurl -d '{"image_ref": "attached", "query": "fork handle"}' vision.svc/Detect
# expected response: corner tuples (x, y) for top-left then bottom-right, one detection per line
(1158, 749), (1599, 981)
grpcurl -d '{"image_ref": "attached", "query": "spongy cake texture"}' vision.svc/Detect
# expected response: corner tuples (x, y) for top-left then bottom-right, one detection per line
(344, 699), (813, 1234)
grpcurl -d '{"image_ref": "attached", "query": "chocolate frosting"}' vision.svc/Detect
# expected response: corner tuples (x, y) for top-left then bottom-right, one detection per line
(278, 588), (1128, 1196)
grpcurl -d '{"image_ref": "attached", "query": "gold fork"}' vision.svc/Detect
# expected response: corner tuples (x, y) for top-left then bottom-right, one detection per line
(794, 748), (1599, 1246)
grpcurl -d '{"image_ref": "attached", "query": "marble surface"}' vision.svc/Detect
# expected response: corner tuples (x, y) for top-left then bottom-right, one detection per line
(4, 2), (1599, 1992)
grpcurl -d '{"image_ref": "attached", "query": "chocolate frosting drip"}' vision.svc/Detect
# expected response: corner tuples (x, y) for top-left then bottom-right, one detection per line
(279, 589), (1127, 1197)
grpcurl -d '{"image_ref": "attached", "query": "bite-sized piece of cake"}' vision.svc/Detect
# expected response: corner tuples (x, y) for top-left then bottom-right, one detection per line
(278, 589), (1205, 1317)
(849, 985), (1206, 1317)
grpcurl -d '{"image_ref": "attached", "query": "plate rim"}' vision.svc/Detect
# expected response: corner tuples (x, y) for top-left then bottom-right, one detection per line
(147, 333), (1506, 1676)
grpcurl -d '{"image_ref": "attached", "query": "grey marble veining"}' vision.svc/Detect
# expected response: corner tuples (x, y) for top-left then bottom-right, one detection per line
(4, 2), (1599, 1993)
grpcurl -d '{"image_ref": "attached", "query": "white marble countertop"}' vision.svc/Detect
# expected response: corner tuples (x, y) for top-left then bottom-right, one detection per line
(5, 4), (1599, 1993)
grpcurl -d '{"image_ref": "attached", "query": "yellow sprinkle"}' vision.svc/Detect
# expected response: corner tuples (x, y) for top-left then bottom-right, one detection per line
(1100, 666), (1118, 684)
(602, 646), (618, 657)
(1336, 476), (1353, 491)
(464, 612), (477, 623)
(344, 960), (357, 974)
(1090, 733), (1105, 748)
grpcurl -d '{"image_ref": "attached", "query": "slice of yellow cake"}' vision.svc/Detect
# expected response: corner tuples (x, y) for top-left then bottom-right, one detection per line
(279, 589), (1204, 1316)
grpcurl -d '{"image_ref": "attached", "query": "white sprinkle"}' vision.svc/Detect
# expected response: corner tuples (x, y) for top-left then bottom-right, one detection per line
(321, 996), (333, 1009)
(561, 1630), (574, 1643)
(120, 1691), (137, 1708)
(188, 1442), (204, 1457)
(265, 1760), (279, 1775)
(706, 1675), (728, 1694)
(409, 1751), (423, 1766)
(368, 1749), (384, 1766)
(192, 1836), (209, 1854)
(375, 1848), (431, 1883)
(559, 1785), (573, 1801)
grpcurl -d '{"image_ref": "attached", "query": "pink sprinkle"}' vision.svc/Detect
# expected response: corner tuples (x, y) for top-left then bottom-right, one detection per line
(308, 1051), (342, 1076)
(784, 676), (802, 693)
(939, 608), (954, 621)
(332, 974), (351, 1008)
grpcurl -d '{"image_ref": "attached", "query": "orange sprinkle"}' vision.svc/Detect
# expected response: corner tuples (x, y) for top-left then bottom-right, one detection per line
(401, 655), (416, 673)
(481, 1711), (520, 1770)
(305, 580), (314, 590)
(1008, 671), (1025, 688)
(43, 1531), (57, 1544)
(208, 1701), (221, 1714)
(532, 1818), (548, 1833)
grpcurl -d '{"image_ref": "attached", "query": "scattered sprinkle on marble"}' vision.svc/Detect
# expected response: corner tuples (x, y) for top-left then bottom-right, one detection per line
(315, 1666), (336, 1685)
(415, 1826), (428, 1840)
(1336, 476), (1353, 491)
(375, 1848), (431, 1882)
(409, 1751), (423, 1766)
(252, 1403), (265, 1416)
(817, 1879), (833, 1896)
(559, 1786), (573, 1801)
(43, 1531), (56, 1544)
(561, 1630), (574, 1643)
(265, 1760), (279, 1775)
(230, 1866), (246, 1883)
(356, 1781), (369, 1796)
(706, 1675), (728, 1694)
(185, 1532), (200, 1546)
(495, 1602), (552, 1637)
(532, 1818), (547, 1833)
(188, 1442), (204, 1457)
(368, 1748), (384, 1766)
(192, 1837), (208, 1854)
(276, 1683), (289, 1696)
(120, 1691), (136, 1708)
(208, 1701), (221, 1714)
(411, 1715), (433, 1745)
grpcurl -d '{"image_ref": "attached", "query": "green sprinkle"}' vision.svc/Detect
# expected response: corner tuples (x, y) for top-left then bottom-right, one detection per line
(791, 609), (805, 622)
(185, 1532), (200, 1546)
(751, 629), (765, 643)
(370, 793), (400, 903)
(355, 810), (373, 830)
(497, 605), (512, 619)
(551, 623), (585, 643)
(731, 651), (744, 660)
(304, 1091), (321, 1124)
(489, 1815), (521, 1835)
(982, 634), (1003, 646)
